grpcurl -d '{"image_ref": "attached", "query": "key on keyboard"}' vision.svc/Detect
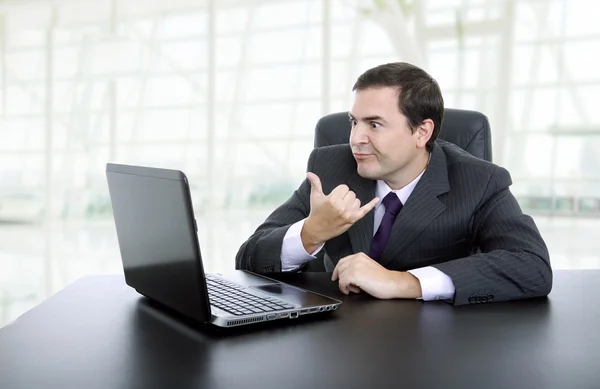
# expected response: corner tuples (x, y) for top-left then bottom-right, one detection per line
(205, 276), (294, 316)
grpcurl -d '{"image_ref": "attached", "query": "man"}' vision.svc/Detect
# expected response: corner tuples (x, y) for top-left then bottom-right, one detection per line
(235, 62), (552, 305)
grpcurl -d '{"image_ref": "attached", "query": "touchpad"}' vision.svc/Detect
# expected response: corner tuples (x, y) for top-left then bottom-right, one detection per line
(252, 283), (307, 296)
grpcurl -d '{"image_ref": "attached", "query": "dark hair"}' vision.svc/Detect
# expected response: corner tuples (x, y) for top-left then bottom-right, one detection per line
(352, 62), (444, 152)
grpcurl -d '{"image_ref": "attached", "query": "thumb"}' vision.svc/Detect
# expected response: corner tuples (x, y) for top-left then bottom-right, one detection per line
(306, 172), (323, 195)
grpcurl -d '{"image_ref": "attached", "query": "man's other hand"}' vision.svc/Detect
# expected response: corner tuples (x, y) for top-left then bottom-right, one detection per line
(331, 253), (422, 299)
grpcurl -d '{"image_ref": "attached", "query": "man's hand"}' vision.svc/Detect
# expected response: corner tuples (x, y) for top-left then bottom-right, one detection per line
(300, 172), (379, 253)
(331, 253), (422, 299)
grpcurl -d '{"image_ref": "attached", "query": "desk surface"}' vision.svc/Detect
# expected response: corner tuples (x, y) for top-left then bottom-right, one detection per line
(1, 270), (599, 389)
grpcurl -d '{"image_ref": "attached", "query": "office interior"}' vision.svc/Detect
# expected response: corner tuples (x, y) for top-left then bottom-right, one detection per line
(1, 0), (599, 327)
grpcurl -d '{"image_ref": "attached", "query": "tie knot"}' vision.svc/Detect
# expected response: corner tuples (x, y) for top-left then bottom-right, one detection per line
(382, 192), (403, 216)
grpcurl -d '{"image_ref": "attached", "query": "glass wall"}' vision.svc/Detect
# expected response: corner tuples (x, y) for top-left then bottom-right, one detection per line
(1, 0), (599, 327)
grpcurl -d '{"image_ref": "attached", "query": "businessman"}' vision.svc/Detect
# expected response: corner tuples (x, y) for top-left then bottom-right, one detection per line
(235, 62), (552, 305)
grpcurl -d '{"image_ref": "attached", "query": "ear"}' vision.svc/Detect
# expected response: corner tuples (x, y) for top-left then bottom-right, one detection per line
(415, 119), (434, 149)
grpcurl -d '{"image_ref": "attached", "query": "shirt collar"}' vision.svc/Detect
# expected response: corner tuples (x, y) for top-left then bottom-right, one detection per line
(375, 157), (429, 208)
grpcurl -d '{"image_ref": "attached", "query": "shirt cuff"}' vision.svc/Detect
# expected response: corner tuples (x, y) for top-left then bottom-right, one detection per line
(280, 219), (324, 272)
(408, 266), (456, 301)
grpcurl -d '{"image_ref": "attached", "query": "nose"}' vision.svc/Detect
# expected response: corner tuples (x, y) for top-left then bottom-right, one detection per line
(350, 122), (369, 146)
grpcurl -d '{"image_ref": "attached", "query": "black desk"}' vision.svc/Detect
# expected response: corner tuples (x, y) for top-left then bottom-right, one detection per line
(1, 270), (599, 389)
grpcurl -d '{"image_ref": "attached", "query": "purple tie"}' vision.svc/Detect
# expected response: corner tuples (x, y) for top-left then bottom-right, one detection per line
(369, 192), (403, 261)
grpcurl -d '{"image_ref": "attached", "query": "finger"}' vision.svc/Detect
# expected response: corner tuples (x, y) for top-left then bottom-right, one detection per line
(339, 282), (350, 295)
(338, 272), (359, 295)
(351, 198), (361, 213)
(338, 276), (352, 295)
(332, 255), (353, 281)
(332, 263), (339, 281)
(339, 194), (360, 223)
(334, 256), (355, 279)
(329, 184), (350, 200)
(337, 260), (355, 283)
(356, 197), (380, 219)
(341, 190), (356, 207)
(306, 172), (323, 195)
(336, 256), (362, 285)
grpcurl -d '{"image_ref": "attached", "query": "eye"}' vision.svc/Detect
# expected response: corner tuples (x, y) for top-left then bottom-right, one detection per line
(349, 118), (358, 127)
(370, 122), (382, 129)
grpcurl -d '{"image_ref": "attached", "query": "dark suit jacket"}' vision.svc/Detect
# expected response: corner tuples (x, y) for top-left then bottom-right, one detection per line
(235, 140), (553, 305)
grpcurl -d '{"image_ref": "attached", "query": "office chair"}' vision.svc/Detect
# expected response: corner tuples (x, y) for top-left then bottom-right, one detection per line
(301, 108), (492, 272)
(314, 108), (492, 162)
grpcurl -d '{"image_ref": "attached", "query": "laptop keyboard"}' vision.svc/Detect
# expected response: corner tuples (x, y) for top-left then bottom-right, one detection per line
(205, 275), (295, 316)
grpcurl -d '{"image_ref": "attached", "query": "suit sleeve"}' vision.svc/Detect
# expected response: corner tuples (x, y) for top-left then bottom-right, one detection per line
(235, 148), (318, 273)
(432, 166), (553, 305)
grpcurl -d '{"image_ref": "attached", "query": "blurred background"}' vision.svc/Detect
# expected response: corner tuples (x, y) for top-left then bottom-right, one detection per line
(1, 0), (599, 327)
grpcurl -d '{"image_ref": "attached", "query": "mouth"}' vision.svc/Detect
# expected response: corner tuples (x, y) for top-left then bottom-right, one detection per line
(353, 153), (373, 161)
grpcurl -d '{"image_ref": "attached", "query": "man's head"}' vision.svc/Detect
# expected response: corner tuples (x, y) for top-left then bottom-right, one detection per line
(349, 62), (444, 189)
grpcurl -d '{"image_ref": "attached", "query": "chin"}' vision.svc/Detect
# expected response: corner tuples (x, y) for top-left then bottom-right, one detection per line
(356, 165), (381, 181)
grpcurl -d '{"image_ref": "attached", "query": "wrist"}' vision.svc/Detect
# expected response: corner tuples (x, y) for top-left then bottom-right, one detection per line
(392, 271), (423, 299)
(301, 218), (324, 253)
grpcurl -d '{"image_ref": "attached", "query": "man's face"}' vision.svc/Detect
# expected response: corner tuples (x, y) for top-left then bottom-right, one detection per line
(349, 87), (422, 185)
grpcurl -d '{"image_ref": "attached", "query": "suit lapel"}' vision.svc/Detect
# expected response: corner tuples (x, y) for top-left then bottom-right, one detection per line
(346, 172), (377, 256)
(379, 142), (451, 267)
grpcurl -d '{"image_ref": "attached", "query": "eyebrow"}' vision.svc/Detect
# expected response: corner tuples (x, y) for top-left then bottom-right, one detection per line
(348, 113), (388, 125)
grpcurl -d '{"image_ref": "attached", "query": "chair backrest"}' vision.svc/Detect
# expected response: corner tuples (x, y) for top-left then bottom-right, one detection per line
(314, 108), (493, 162)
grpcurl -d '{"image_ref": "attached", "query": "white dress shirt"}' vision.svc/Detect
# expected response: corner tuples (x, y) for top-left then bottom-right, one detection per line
(280, 169), (456, 302)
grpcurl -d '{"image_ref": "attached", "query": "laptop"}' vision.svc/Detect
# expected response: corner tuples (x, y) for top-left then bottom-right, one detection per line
(105, 163), (341, 328)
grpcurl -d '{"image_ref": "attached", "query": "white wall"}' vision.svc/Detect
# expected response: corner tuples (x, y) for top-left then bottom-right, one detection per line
(1, 0), (600, 327)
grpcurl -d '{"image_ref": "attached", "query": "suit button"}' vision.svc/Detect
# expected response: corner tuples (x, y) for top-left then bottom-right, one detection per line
(476, 296), (483, 303)
(487, 294), (494, 301)
(468, 297), (476, 304)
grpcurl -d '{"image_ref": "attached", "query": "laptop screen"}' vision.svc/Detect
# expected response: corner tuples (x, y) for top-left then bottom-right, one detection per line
(106, 163), (211, 322)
